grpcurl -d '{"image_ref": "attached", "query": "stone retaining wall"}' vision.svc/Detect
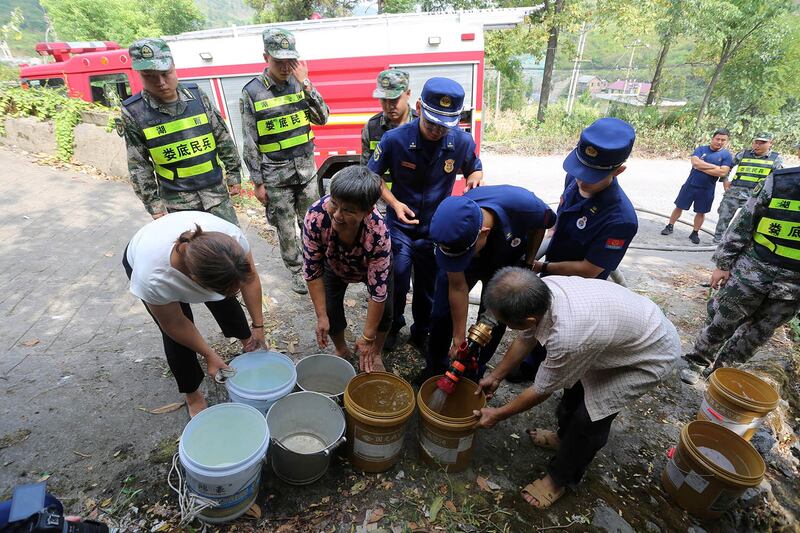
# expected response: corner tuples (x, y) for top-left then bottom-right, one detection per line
(1, 116), (127, 178)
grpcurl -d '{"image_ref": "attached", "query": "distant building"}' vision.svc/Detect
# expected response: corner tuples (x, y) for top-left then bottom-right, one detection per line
(577, 75), (607, 95)
(592, 92), (687, 112)
(605, 79), (651, 97)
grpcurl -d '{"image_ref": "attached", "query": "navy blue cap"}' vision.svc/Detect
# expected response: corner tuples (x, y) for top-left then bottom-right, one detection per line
(420, 77), (465, 128)
(562, 117), (635, 184)
(430, 196), (482, 272)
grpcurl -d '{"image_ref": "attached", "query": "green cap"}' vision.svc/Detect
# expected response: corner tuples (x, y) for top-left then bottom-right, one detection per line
(372, 69), (410, 99)
(753, 131), (774, 141)
(129, 38), (173, 71)
(263, 28), (299, 60)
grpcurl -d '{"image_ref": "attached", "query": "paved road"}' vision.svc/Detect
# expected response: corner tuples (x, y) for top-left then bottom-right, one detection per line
(0, 147), (713, 507)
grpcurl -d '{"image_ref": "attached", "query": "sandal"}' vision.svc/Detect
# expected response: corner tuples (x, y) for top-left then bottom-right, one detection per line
(214, 367), (237, 384)
(521, 478), (566, 509)
(526, 428), (560, 450)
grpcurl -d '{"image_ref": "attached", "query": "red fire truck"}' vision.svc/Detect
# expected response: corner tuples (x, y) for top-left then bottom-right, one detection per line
(19, 8), (533, 185)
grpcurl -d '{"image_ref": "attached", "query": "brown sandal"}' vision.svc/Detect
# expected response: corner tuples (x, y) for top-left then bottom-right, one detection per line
(521, 478), (566, 509)
(526, 428), (560, 450)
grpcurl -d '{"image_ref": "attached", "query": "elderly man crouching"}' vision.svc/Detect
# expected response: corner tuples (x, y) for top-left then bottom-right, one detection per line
(473, 267), (680, 508)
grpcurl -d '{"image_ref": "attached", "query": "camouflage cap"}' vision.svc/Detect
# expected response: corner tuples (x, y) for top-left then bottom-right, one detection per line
(372, 69), (410, 99)
(129, 38), (173, 71)
(263, 28), (299, 60)
(753, 131), (774, 141)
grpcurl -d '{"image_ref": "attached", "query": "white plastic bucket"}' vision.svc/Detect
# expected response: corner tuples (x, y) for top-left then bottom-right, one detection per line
(226, 351), (297, 415)
(178, 403), (270, 524)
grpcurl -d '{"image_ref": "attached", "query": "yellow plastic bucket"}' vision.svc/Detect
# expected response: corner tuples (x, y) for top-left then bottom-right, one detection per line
(697, 368), (779, 441)
(417, 376), (485, 473)
(662, 421), (765, 519)
(343, 372), (415, 472)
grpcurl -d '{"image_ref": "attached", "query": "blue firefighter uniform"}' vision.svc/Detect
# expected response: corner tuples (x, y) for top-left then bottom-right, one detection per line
(368, 77), (482, 348)
(427, 185), (555, 378)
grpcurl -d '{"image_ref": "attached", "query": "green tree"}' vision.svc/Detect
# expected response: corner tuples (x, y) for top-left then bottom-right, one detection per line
(40, 0), (204, 45)
(691, 0), (795, 128)
(245, 0), (355, 23)
(381, 0), (417, 14)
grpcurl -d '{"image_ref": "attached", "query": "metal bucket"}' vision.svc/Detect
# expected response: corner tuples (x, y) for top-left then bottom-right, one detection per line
(265, 391), (346, 485)
(295, 353), (356, 403)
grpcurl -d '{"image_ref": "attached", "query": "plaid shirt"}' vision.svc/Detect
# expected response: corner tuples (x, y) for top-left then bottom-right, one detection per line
(525, 276), (681, 421)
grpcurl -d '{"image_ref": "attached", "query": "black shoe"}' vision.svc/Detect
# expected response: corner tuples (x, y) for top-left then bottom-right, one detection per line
(505, 362), (537, 383)
(409, 332), (429, 354)
(661, 224), (674, 235)
(689, 231), (700, 244)
(383, 328), (402, 352)
(412, 366), (439, 386)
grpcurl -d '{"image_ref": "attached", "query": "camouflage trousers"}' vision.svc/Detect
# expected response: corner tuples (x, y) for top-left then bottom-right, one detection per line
(686, 253), (800, 369)
(713, 185), (752, 241)
(265, 177), (318, 274)
(162, 182), (239, 226)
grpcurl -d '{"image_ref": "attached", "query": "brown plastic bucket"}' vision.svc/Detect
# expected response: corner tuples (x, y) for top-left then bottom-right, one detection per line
(661, 421), (765, 519)
(417, 376), (486, 473)
(343, 372), (415, 472)
(696, 368), (779, 441)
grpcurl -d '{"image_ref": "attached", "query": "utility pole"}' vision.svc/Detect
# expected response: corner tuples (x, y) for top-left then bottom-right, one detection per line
(494, 70), (501, 123)
(623, 39), (644, 95)
(566, 22), (588, 115)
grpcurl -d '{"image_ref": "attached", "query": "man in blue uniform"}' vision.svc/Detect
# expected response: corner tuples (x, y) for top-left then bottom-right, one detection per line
(368, 77), (483, 352)
(660, 129), (733, 244)
(425, 185), (556, 380)
(511, 117), (639, 382)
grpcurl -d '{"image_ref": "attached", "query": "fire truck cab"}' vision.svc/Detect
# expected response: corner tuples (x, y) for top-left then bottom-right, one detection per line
(19, 8), (534, 186)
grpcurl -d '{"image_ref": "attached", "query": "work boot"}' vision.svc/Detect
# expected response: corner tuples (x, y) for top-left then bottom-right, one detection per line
(505, 361), (537, 383)
(712, 237), (721, 245)
(689, 231), (700, 244)
(291, 272), (308, 294)
(383, 327), (402, 352)
(660, 224), (674, 235)
(679, 358), (706, 384)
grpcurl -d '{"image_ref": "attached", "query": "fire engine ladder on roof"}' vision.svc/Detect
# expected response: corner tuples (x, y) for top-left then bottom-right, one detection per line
(162, 7), (541, 41)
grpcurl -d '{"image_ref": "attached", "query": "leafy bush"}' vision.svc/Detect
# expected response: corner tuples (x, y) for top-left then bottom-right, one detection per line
(0, 86), (108, 160)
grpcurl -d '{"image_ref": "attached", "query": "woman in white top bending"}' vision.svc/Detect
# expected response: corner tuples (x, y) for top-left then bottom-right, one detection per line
(123, 211), (266, 416)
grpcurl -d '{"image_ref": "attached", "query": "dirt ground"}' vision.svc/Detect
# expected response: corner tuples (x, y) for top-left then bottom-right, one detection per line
(1, 153), (799, 533)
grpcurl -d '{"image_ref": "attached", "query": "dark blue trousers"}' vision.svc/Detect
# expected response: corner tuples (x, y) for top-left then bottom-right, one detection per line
(427, 267), (507, 379)
(388, 224), (436, 340)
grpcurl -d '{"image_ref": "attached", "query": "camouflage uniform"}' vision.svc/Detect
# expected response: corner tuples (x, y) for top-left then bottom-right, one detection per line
(713, 148), (783, 241)
(240, 29), (329, 278)
(360, 69), (415, 165)
(686, 172), (800, 371)
(120, 39), (241, 225)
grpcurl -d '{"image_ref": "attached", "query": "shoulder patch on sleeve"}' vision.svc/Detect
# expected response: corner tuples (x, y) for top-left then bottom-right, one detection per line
(752, 181), (764, 197)
(373, 144), (382, 161)
(605, 238), (626, 250)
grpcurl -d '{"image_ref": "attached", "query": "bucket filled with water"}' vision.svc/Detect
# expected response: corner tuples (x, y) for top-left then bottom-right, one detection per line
(266, 391), (346, 485)
(178, 403), (270, 524)
(343, 372), (415, 472)
(662, 420), (765, 519)
(417, 376), (485, 472)
(295, 354), (356, 403)
(697, 368), (779, 441)
(226, 351), (297, 415)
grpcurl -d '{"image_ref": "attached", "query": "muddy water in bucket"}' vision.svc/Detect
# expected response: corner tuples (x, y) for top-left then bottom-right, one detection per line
(417, 376), (486, 473)
(697, 368), (779, 441)
(662, 420), (765, 519)
(343, 372), (415, 472)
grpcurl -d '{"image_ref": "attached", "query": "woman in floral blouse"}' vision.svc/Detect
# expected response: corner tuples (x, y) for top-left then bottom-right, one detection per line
(302, 166), (393, 372)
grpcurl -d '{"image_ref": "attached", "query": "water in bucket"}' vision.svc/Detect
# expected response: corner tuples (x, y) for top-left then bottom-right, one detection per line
(230, 359), (293, 390)
(183, 407), (266, 467)
(427, 387), (449, 413)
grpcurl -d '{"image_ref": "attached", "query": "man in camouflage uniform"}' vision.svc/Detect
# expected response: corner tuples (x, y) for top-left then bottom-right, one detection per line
(712, 132), (783, 243)
(241, 28), (329, 294)
(119, 38), (241, 225)
(360, 69), (415, 165)
(681, 167), (800, 384)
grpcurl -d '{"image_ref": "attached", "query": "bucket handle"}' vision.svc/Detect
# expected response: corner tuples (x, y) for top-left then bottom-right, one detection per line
(271, 435), (347, 457)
